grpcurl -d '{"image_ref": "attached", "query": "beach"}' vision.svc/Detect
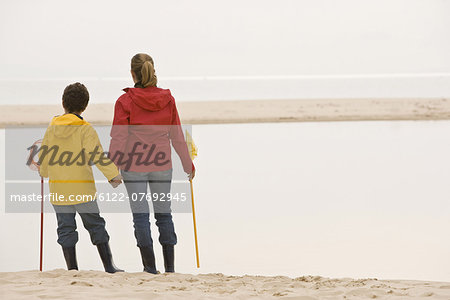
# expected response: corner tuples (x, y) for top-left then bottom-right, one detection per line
(1, 269), (450, 300)
(2, 0), (450, 298)
(1, 101), (450, 299)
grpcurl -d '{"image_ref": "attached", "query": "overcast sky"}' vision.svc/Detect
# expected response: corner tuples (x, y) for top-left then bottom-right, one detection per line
(0, 0), (449, 79)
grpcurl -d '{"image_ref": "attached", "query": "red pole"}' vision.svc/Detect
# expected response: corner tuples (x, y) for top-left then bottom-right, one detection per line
(40, 177), (44, 272)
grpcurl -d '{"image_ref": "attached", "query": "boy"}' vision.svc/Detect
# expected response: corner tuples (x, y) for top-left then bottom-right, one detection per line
(39, 82), (123, 273)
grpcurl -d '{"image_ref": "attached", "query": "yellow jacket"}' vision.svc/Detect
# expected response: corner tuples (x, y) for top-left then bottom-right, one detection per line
(39, 114), (119, 205)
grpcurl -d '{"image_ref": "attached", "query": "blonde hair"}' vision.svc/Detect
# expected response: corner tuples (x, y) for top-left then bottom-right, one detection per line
(131, 53), (157, 87)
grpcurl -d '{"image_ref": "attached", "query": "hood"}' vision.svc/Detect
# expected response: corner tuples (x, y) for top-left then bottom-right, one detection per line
(123, 86), (173, 111)
(49, 114), (90, 138)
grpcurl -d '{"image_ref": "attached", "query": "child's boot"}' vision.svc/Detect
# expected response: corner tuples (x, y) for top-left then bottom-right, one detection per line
(96, 242), (124, 273)
(62, 246), (78, 270)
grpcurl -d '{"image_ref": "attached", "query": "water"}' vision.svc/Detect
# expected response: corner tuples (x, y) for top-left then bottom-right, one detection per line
(1, 74), (450, 105)
(1, 121), (449, 282)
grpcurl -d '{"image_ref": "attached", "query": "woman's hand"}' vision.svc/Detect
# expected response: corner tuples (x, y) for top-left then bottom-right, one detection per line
(188, 169), (195, 181)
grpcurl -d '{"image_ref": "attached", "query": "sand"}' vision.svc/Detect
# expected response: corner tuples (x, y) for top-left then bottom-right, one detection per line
(1, 98), (450, 127)
(0, 269), (449, 300)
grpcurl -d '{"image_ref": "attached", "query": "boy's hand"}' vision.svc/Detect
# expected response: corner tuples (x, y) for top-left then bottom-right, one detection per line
(109, 174), (123, 188)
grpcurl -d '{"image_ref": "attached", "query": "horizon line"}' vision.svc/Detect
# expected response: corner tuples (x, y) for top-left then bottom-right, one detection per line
(1, 73), (450, 82)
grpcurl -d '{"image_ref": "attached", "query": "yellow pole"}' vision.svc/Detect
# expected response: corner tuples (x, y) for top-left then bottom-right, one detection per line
(190, 179), (200, 268)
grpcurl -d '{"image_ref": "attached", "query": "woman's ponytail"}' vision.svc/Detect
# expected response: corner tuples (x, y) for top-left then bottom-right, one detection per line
(140, 60), (157, 87)
(131, 53), (157, 87)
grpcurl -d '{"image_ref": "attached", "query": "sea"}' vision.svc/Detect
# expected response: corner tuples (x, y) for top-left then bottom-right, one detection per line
(1, 74), (450, 105)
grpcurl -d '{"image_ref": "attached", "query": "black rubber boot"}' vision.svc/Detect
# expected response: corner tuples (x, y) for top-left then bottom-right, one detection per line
(96, 242), (124, 273)
(162, 245), (175, 273)
(62, 246), (78, 270)
(139, 246), (158, 274)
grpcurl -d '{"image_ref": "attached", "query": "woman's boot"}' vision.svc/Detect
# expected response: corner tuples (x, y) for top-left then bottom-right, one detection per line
(162, 245), (175, 273)
(96, 242), (124, 273)
(62, 246), (78, 270)
(139, 246), (158, 274)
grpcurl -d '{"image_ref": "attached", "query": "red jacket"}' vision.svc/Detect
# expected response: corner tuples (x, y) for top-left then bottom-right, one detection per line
(109, 86), (194, 173)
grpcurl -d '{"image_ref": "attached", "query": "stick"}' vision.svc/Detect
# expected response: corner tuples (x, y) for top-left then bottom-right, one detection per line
(40, 177), (44, 272)
(190, 179), (200, 268)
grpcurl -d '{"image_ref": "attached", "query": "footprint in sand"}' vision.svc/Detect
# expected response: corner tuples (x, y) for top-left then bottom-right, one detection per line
(70, 281), (93, 287)
(282, 296), (318, 300)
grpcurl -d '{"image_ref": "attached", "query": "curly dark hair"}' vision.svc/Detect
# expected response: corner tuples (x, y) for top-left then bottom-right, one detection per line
(62, 82), (89, 113)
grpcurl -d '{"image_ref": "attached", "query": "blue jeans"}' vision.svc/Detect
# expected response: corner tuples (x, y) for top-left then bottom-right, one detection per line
(122, 169), (177, 248)
(53, 200), (109, 248)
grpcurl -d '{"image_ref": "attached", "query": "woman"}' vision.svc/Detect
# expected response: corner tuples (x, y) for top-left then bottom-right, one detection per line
(109, 53), (195, 274)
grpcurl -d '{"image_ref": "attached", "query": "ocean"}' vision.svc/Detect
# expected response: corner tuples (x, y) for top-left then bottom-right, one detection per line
(1, 74), (450, 105)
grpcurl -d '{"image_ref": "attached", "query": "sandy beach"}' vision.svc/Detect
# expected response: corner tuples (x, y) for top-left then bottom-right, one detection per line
(2, 0), (450, 298)
(1, 99), (450, 298)
(2, 99), (450, 299)
(1, 98), (450, 127)
(0, 269), (449, 300)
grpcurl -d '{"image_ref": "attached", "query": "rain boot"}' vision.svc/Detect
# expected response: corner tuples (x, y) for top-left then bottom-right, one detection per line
(62, 246), (78, 270)
(139, 246), (158, 274)
(162, 245), (175, 273)
(96, 242), (124, 273)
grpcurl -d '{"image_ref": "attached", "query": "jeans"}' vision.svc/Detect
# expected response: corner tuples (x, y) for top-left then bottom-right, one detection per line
(52, 200), (109, 248)
(122, 169), (177, 248)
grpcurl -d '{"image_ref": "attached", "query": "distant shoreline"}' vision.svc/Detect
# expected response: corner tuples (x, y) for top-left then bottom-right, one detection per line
(1, 98), (450, 127)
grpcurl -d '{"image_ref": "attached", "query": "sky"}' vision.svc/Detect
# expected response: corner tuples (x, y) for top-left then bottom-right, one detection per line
(0, 0), (449, 80)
